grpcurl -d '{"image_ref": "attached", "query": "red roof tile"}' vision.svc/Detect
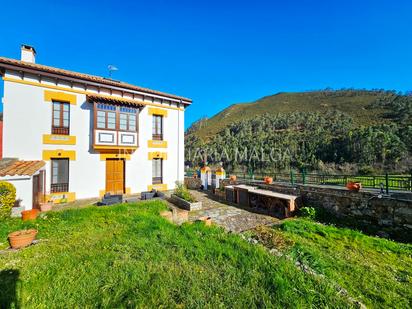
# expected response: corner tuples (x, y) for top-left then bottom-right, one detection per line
(0, 160), (45, 177)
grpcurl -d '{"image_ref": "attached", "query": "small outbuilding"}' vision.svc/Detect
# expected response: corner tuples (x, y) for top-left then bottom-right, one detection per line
(0, 159), (46, 214)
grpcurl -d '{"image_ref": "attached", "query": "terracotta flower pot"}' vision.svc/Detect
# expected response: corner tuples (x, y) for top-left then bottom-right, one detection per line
(230, 175), (237, 182)
(199, 216), (212, 226)
(8, 229), (38, 249)
(40, 203), (52, 212)
(21, 209), (40, 221)
(264, 177), (273, 184)
(346, 181), (362, 192)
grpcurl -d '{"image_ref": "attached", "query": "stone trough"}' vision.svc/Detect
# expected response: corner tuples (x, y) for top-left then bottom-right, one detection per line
(170, 194), (202, 211)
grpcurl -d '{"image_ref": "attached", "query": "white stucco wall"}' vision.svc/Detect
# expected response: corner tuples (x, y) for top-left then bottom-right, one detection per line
(0, 176), (33, 210)
(2, 70), (187, 200)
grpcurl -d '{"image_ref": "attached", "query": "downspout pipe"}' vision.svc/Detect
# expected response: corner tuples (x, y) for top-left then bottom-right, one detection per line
(178, 100), (181, 183)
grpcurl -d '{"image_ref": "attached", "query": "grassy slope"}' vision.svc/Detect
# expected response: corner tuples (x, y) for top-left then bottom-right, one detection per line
(191, 91), (389, 140)
(273, 219), (412, 308)
(0, 202), (350, 308)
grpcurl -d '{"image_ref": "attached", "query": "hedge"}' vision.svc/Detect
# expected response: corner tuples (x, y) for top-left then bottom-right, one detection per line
(0, 181), (16, 219)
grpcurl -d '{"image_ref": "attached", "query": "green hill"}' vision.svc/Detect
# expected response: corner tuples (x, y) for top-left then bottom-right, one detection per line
(188, 90), (398, 140)
(185, 89), (412, 173)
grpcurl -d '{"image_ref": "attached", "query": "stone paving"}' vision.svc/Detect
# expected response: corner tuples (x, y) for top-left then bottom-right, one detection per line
(177, 190), (279, 233)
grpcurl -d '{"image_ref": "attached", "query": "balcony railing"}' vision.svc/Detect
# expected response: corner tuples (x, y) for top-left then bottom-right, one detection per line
(152, 133), (163, 141)
(51, 183), (69, 193)
(52, 126), (70, 135)
(152, 177), (163, 184)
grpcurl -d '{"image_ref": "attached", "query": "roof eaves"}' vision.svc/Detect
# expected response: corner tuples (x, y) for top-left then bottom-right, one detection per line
(0, 57), (192, 104)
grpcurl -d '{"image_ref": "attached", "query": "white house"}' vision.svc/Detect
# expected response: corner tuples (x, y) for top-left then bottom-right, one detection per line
(0, 159), (46, 211)
(0, 45), (191, 209)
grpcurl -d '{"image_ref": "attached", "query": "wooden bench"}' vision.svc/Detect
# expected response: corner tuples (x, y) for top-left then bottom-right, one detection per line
(248, 189), (297, 218)
(233, 185), (257, 207)
(230, 185), (297, 218)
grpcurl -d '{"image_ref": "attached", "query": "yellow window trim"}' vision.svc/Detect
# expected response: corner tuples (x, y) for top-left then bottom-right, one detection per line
(46, 192), (76, 204)
(148, 107), (168, 117)
(3, 77), (184, 111)
(148, 152), (167, 160)
(148, 184), (168, 191)
(42, 149), (76, 161)
(44, 90), (77, 105)
(148, 140), (168, 148)
(100, 153), (131, 160)
(43, 134), (76, 145)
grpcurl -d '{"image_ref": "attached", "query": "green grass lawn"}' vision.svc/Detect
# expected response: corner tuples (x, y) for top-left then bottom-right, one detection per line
(0, 201), (352, 308)
(260, 219), (412, 308)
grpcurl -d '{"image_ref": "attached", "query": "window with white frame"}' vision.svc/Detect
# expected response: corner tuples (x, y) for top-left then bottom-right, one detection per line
(51, 158), (69, 193)
(152, 159), (163, 184)
(95, 103), (137, 131)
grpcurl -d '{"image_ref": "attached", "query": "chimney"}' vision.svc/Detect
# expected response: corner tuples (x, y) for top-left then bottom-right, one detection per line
(20, 45), (36, 63)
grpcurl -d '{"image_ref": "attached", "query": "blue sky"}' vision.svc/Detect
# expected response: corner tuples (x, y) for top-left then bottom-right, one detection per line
(1, 0), (411, 128)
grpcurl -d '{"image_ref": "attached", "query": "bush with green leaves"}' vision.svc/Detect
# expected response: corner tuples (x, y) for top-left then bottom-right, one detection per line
(174, 182), (196, 202)
(0, 181), (16, 219)
(299, 206), (317, 220)
(358, 165), (376, 175)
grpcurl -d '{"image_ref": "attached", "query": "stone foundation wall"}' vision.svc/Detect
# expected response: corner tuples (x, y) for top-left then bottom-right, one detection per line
(221, 179), (412, 241)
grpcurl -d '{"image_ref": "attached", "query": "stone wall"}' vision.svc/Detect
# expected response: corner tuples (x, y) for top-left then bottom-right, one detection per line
(221, 179), (412, 242)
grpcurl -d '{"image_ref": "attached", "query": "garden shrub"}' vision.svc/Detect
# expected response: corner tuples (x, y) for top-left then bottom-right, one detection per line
(299, 206), (317, 220)
(174, 182), (196, 202)
(358, 165), (376, 175)
(0, 181), (16, 219)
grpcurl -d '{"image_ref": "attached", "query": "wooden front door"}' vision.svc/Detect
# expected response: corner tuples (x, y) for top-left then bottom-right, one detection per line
(32, 170), (45, 209)
(106, 159), (125, 195)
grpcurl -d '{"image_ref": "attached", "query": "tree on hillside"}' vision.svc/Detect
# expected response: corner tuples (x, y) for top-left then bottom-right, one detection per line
(185, 110), (411, 173)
